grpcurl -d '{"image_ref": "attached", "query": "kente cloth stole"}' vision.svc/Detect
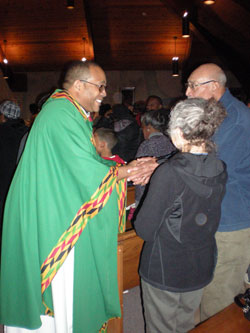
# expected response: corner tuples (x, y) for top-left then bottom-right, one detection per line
(116, 176), (127, 234)
(51, 89), (89, 120)
(40, 91), (127, 319)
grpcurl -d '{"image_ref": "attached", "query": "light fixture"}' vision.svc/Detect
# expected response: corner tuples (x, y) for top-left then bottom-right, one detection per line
(67, 0), (74, 10)
(172, 37), (179, 77)
(203, 0), (215, 4)
(172, 57), (179, 77)
(2, 40), (8, 64)
(81, 37), (87, 62)
(182, 12), (190, 38)
(1, 40), (9, 79)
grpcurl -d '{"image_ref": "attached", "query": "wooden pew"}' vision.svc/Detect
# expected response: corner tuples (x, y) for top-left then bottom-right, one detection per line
(118, 229), (144, 291)
(190, 303), (250, 333)
(126, 185), (135, 207)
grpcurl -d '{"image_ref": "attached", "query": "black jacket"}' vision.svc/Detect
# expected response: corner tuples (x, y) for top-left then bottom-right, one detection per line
(112, 120), (142, 162)
(0, 119), (28, 217)
(134, 152), (227, 292)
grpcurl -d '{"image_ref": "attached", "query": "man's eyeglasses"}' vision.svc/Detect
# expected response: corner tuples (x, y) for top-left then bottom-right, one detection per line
(79, 79), (107, 93)
(185, 80), (217, 90)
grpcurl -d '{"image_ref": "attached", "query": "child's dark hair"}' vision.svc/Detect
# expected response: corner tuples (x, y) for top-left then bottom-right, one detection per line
(94, 127), (118, 150)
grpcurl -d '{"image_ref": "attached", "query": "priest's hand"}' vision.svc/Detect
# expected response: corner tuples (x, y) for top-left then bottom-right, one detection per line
(126, 157), (158, 185)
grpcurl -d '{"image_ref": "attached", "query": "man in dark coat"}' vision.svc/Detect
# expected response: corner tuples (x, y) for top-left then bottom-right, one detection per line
(0, 100), (28, 231)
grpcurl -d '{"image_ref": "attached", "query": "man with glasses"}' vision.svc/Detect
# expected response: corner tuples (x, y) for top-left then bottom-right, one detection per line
(145, 95), (163, 111)
(186, 63), (250, 321)
(0, 60), (158, 333)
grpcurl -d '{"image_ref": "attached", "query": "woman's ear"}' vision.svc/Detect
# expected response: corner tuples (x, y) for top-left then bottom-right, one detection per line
(171, 128), (186, 150)
(175, 127), (184, 139)
(175, 128), (186, 143)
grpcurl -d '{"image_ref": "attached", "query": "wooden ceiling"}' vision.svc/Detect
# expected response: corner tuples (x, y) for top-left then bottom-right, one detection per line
(0, 0), (250, 91)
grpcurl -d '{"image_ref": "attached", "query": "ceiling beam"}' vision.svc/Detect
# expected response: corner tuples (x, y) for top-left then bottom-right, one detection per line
(232, 0), (250, 12)
(189, 5), (250, 93)
(82, 0), (95, 61)
(0, 45), (5, 61)
(161, 0), (250, 94)
(82, 0), (113, 68)
(190, 21), (250, 93)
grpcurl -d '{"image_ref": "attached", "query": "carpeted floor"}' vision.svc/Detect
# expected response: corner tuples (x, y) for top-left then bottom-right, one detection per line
(123, 286), (145, 333)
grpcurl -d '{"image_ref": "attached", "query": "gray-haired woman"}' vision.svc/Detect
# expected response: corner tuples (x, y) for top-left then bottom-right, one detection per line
(134, 98), (228, 332)
(135, 109), (176, 206)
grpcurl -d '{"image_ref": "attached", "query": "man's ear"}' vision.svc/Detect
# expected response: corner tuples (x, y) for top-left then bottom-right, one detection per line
(73, 80), (82, 92)
(212, 80), (220, 92)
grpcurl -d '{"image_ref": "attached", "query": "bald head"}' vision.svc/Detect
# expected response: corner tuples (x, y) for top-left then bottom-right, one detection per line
(186, 63), (226, 100)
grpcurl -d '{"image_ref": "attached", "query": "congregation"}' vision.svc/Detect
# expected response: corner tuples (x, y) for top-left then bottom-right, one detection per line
(0, 61), (250, 333)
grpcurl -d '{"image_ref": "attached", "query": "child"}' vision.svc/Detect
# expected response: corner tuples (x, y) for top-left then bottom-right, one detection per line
(93, 127), (125, 164)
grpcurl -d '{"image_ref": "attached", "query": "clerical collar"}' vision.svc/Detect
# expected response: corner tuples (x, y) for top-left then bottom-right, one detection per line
(81, 106), (93, 121)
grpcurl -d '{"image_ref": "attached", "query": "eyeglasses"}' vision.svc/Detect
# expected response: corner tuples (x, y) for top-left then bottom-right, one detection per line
(185, 80), (217, 90)
(79, 79), (107, 93)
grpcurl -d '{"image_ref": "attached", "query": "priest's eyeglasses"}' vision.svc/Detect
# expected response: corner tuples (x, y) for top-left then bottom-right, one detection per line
(185, 80), (217, 90)
(80, 79), (107, 93)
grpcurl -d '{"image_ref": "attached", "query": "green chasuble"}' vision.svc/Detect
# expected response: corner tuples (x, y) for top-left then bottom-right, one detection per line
(0, 90), (123, 332)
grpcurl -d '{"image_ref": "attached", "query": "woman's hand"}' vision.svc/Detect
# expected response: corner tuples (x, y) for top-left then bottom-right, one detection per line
(127, 157), (158, 185)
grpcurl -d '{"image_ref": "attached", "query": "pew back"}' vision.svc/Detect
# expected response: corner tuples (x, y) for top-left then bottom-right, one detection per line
(118, 229), (144, 291)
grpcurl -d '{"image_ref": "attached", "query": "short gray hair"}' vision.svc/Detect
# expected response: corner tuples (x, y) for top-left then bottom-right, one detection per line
(62, 60), (99, 89)
(168, 98), (227, 152)
(216, 69), (227, 86)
